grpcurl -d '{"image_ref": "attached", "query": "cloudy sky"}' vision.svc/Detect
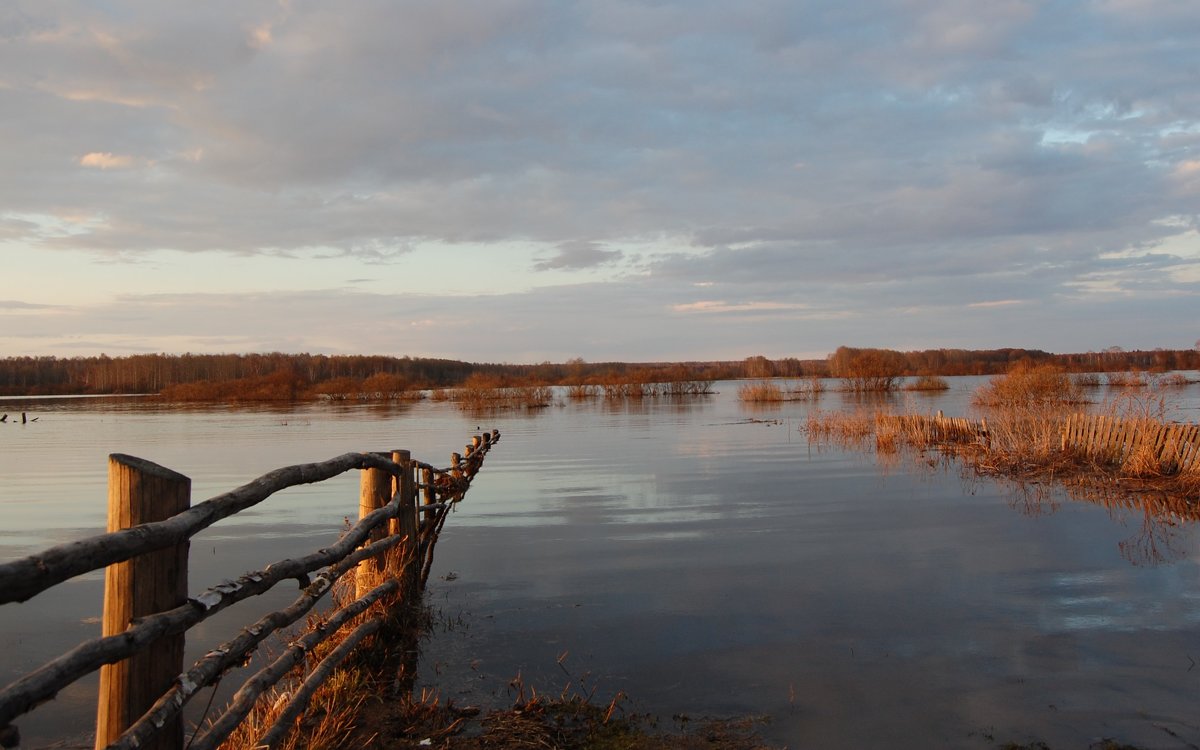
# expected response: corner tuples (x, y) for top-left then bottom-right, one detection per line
(1, 1), (1197, 362)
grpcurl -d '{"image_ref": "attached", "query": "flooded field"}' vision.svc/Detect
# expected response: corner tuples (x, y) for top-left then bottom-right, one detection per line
(2, 377), (1199, 748)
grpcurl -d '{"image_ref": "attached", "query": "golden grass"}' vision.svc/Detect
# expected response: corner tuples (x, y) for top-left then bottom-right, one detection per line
(808, 374), (1200, 502)
(1157, 372), (1190, 388)
(1106, 371), (1147, 388)
(453, 385), (555, 410)
(972, 362), (1084, 408)
(737, 381), (784, 402)
(903, 375), (949, 391)
(213, 553), (420, 750)
(805, 409), (876, 442)
(566, 383), (600, 399)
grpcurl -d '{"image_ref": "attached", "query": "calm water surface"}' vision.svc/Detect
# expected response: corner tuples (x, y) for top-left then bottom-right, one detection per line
(2, 378), (1199, 748)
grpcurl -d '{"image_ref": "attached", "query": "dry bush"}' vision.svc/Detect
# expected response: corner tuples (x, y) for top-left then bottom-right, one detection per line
(805, 409), (876, 442)
(972, 363), (1083, 408)
(738, 381), (784, 402)
(1156, 372), (1190, 388)
(904, 375), (949, 391)
(786, 377), (826, 400)
(1106, 371), (1147, 388)
(1073, 372), (1102, 388)
(566, 383), (599, 399)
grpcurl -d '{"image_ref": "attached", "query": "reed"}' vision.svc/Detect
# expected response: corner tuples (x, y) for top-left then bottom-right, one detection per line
(565, 383), (600, 399)
(1106, 371), (1147, 388)
(805, 409), (876, 442)
(1073, 372), (1102, 388)
(215, 571), (411, 750)
(1157, 372), (1190, 388)
(903, 375), (949, 391)
(972, 363), (1084, 408)
(738, 381), (784, 402)
(787, 376), (826, 399)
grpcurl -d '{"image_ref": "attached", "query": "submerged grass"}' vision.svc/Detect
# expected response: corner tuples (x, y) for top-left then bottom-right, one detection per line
(806, 364), (1199, 502)
(737, 378), (826, 402)
(351, 684), (775, 750)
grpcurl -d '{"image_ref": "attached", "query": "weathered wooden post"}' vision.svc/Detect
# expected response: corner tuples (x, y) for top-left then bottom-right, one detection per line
(420, 467), (435, 532)
(356, 453), (393, 599)
(449, 452), (463, 501)
(392, 450), (419, 599)
(96, 455), (190, 750)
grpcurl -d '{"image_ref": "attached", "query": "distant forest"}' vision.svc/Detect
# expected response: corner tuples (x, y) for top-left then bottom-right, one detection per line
(0, 347), (1197, 399)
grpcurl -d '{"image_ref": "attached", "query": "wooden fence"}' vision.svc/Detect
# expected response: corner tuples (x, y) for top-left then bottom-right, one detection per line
(0, 429), (500, 750)
(1060, 413), (1200, 473)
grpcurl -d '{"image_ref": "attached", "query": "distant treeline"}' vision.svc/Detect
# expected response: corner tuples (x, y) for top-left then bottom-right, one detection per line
(0, 347), (1196, 399)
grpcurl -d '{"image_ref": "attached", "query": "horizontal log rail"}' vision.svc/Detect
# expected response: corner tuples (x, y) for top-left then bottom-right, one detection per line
(0, 429), (500, 750)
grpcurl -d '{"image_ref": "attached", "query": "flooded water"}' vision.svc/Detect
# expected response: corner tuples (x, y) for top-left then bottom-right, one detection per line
(2, 377), (1199, 748)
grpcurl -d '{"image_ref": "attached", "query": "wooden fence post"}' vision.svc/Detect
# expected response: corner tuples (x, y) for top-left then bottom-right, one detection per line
(392, 450), (419, 600)
(96, 455), (190, 750)
(356, 453), (393, 599)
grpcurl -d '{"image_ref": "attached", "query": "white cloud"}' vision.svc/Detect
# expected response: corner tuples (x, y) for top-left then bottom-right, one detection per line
(79, 152), (135, 169)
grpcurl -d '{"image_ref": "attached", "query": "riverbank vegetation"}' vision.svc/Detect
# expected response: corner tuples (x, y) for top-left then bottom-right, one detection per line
(807, 364), (1200, 500)
(1, 346), (1196, 399)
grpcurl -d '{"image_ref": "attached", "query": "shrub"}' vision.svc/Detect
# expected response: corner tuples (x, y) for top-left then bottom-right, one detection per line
(904, 375), (949, 391)
(1106, 371), (1147, 388)
(828, 347), (906, 392)
(738, 381), (784, 402)
(972, 363), (1083, 408)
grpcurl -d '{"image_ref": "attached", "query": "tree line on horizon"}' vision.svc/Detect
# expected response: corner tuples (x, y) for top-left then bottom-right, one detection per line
(0, 346), (1196, 399)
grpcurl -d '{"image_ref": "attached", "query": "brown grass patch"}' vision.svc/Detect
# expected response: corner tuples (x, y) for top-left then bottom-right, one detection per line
(738, 381), (784, 402)
(903, 375), (949, 391)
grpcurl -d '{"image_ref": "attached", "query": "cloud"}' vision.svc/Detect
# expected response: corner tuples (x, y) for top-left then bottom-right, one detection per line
(79, 152), (135, 169)
(671, 300), (810, 315)
(533, 241), (623, 271)
(1, 1), (1198, 357)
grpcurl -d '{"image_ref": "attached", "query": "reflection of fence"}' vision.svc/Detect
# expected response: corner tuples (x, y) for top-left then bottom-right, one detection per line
(0, 430), (500, 750)
(1061, 414), (1200, 473)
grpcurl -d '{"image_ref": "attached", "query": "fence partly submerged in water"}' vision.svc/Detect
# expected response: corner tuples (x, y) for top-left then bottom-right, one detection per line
(0, 429), (500, 750)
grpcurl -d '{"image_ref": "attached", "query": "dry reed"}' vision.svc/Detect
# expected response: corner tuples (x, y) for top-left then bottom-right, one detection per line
(738, 381), (784, 402)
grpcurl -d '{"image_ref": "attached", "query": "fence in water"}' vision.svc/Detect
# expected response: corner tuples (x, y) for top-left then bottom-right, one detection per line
(0, 429), (500, 750)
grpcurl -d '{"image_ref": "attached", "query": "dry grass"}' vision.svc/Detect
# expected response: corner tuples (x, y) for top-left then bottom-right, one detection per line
(565, 383), (600, 399)
(903, 375), (949, 391)
(738, 378), (826, 402)
(738, 381), (784, 402)
(213, 554), (421, 750)
(807, 372), (1200, 504)
(805, 409), (876, 443)
(1157, 372), (1190, 388)
(217, 665), (373, 750)
(1073, 372), (1103, 388)
(972, 363), (1084, 408)
(1106, 371), (1147, 388)
(352, 686), (776, 749)
(453, 385), (555, 410)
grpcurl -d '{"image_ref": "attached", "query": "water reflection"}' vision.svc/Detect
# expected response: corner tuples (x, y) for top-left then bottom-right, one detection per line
(1000, 478), (1200, 567)
(3, 380), (1200, 748)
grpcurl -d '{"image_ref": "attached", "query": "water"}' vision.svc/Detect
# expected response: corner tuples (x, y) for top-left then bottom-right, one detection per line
(1, 378), (1199, 748)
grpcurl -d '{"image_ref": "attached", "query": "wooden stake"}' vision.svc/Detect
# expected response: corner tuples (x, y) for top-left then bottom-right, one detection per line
(392, 450), (419, 599)
(96, 455), (190, 750)
(356, 453), (393, 598)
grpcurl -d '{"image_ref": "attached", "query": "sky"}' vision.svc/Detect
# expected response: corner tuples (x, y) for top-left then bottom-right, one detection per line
(0, 1), (1198, 363)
